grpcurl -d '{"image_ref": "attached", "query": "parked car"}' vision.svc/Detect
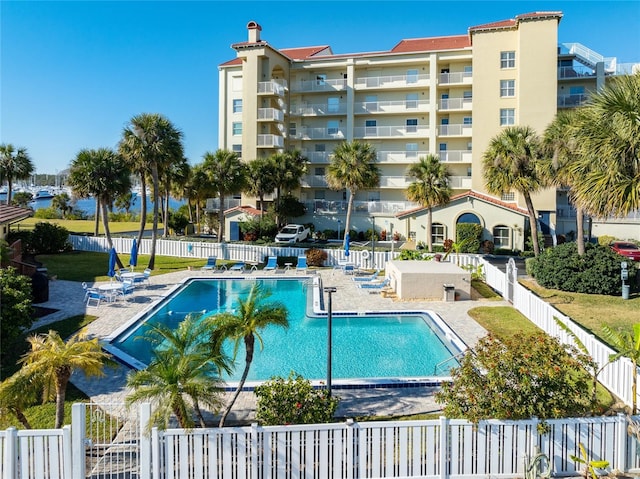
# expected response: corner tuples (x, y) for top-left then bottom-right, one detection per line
(610, 241), (640, 261)
(275, 224), (311, 244)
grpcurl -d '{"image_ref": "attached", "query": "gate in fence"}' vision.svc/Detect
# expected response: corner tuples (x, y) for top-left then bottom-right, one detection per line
(506, 256), (518, 303)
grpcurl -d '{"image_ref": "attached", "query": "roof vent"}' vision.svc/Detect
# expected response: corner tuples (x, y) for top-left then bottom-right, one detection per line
(247, 21), (262, 43)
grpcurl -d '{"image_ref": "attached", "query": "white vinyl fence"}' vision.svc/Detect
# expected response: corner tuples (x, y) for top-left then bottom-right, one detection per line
(2, 403), (640, 479)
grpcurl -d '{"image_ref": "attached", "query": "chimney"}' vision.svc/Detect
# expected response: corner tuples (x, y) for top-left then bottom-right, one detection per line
(247, 21), (262, 43)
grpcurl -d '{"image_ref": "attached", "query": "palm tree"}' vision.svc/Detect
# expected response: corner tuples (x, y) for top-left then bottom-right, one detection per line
(406, 155), (452, 252)
(326, 141), (380, 244)
(0, 370), (41, 429)
(0, 144), (34, 206)
(68, 148), (131, 259)
(246, 157), (277, 216)
(541, 111), (588, 255)
(602, 323), (640, 415)
(209, 282), (289, 427)
(201, 149), (247, 242)
(161, 155), (190, 236)
(18, 330), (111, 428)
(126, 314), (228, 429)
(482, 126), (546, 256)
(268, 150), (308, 226)
(120, 113), (184, 268)
(188, 164), (216, 234)
(569, 72), (640, 218)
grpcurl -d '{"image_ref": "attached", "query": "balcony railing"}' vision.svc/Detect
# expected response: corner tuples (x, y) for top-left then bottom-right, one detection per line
(355, 99), (429, 114)
(438, 124), (472, 137)
(439, 150), (472, 163)
(448, 176), (473, 189)
(291, 78), (347, 93)
(377, 151), (429, 163)
(290, 103), (347, 116)
(257, 134), (284, 148)
(302, 151), (331, 163)
(439, 98), (472, 110)
(557, 93), (589, 108)
(439, 71), (472, 84)
(258, 80), (287, 97)
(291, 127), (346, 140)
(304, 199), (419, 215)
(300, 175), (329, 188)
(257, 108), (284, 122)
(205, 198), (241, 212)
(354, 73), (430, 89)
(354, 125), (429, 138)
(378, 176), (413, 188)
(558, 65), (596, 79)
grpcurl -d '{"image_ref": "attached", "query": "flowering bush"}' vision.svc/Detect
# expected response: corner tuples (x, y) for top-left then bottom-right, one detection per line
(254, 372), (340, 425)
(305, 248), (327, 267)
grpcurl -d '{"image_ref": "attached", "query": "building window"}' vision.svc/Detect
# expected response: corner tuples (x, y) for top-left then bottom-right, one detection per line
(500, 51), (516, 69)
(463, 117), (472, 125)
(365, 119), (377, 136)
(432, 223), (445, 245)
(501, 192), (515, 201)
(467, 142), (472, 151)
(232, 122), (242, 135)
(406, 69), (418, 84)
(232, 144), (242, 158)
(500, 80), (515, 97)
(289, 122), (297, 136)
(316, 74), (326, 86)
(314, 190), (326, 200)
(463, 65), (473, 75)
(439, 143), (447, 151)
(406, 143), (418, 157)
(493, 225), (510, 248)
(406, 118), (418, 133)
(463, 91), (472, 100)
(314, 167), (325, 175)
(500, 109), (515, 126)
(327, 120), (339, 135)
(232, 99), (242, 113)
(327, 97), (340, 113)
(405, 93), (418, 109)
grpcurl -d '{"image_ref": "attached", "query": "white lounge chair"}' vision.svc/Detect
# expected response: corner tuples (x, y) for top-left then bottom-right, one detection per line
(352, 269), (381, 282)
(357, 278), (390, 292)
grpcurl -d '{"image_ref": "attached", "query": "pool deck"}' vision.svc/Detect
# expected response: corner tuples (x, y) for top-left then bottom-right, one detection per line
(33, 267), (507, 425)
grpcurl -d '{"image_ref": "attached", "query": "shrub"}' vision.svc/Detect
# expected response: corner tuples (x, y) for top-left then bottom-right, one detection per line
(456, 224), (482, 253)
(254, 372), (340, 425)
(240, 215), (278, 241)
(33, 207), (61, 219)
(322, 229), (338, 240)
(530, 242), (623, 295)
(481, 240), (495, 254)
(597, 235), (616, 247)
(30, 222), (72, 254)
(398, 249), (433, 260)
(305, 248), (327, 267)
(0, 267), (34, 360)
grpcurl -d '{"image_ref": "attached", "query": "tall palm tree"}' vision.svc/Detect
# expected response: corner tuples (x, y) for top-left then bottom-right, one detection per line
(120, 113), (184, 268)
(18, 330), (111, 428)
(482, 126), (545, 257)
(246, 157), (277, 216)
(268, 150), (308, 226)
(126, 314), (228, 429)
(541, 111), (588, 255)
(201, 149), (247, 242)
(406, 155), (452, 252)
(326, 141), (380, 244)
(602, 323), (640, 415)
(161, 155), (190, 236)
(569, 72), (640, 218)
(209, 282), (289, 427)
(188, 164), (217, 234)
(0, 144), (34, 206)
(0, 370), (41, 429)
(68, 148), (131, 260)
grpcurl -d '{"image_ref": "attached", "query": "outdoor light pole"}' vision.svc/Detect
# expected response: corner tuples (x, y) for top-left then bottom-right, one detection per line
(324, 286), (337, 397)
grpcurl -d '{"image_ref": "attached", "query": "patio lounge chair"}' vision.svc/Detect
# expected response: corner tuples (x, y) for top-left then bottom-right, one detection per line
(357, 278), (390, 291)
(264, 256), (278, 272)
(352, 269), (381, 282)
(295, 256), (308, 274)
(201, 256), (218, 271)
(86, 290), (110, 308)
(229, 262), (245, 272)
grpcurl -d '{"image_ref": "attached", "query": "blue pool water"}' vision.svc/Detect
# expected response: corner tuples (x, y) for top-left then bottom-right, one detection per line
(110, 278), (460, 383)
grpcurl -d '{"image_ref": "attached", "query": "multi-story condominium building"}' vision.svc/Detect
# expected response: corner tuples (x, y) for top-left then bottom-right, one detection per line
(218, 12), (639, 248)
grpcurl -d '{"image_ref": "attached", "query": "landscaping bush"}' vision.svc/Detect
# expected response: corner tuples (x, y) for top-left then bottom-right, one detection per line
(322, 229), (338, 240)
(33, 207), (61, 219)
(30, 222), (72, 254)
(0, 267), (34, 360)
(398, 249), (433, 260)
(597, 235), (616, 247)
(481, 240), (495, 254)
(529, 242), (623, 295)
(254, 372), (339, 425)
(305, 248), (327, 267)
(240, 215), (278, 242)
(456, 224), (482, 253)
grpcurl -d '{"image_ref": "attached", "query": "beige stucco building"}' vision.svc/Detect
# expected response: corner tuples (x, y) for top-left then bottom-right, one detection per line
(217, 12), (639, 246)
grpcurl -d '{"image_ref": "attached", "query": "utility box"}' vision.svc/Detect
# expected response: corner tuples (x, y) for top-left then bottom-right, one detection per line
(443, 284), (455, 302)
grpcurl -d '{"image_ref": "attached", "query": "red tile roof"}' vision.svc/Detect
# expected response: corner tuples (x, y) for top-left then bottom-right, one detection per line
(395, 190), (529, 218)
(222, 45), (332, 67)
(469, 11), (562, 33)
(391, 35), (470, 53)
(0, 204), (33, 225)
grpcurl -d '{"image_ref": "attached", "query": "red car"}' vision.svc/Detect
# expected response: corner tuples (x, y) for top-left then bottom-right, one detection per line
(610, 241), (640, 261)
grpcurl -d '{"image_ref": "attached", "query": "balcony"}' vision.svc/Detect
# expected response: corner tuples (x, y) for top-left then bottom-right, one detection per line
(291, 127), (346, 140)
(257, 108), (284, 122)
(377, 151), (429, 163)
(300, 175), (329, 188)
(558, 93), (589, 108)
(438, 124), (472, 137)
(439, 98), (472, 111)
(448, 176), (473, 189)
(353, 125), (429, 138)
(257, 134), (284, 148)
(438, 71), (472, 85)
(439, 150), (472, 163)
(258, 80), (287, 97)
(355, 99), (429, 115)
(205, 198), (241, 212)
(302, 151), (330, 163)
(304, 199), (419, 215)
(291, 78), (347, 93)
(355, 73), (430, 89)
(558, 65), (596, 79)
(378, 176), (413, 188)
(290, 103), (347, 116)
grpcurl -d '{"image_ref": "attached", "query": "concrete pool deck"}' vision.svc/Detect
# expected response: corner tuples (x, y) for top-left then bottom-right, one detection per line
(32, 267), (507, 424)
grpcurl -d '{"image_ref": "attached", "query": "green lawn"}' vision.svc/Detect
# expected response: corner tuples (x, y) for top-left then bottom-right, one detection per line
(16, 217), (151, 235)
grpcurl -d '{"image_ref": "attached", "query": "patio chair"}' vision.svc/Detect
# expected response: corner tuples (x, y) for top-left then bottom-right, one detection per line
(201, 256), (218, 271)
(117, 280), (136, 302)
(86, 290), (109, 308)
(295, 256), (308, 274)
(264, 256), (278, 272)
(352, 269), (381, 282)
(357, 278), (390, 291)
(229, 262), (245, 273)
(133, 268), (151, 288)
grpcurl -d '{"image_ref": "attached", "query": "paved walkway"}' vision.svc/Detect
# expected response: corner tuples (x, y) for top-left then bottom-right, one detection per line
(34, 267), (508, 425)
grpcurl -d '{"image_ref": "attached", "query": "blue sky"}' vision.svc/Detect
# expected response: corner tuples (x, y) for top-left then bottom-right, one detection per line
(2, 1), (639, 174)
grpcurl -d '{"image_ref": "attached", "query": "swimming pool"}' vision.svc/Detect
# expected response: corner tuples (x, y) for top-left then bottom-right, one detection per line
(108, 277), (465, 388)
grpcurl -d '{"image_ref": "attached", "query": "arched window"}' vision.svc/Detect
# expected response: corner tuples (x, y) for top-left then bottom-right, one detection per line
(457, 212), (481, 224)
(493, 225), (510, 248)
(431, 223), (445, 245)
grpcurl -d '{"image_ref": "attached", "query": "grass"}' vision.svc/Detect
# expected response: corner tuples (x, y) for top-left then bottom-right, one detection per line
(15, 217), (153, 235)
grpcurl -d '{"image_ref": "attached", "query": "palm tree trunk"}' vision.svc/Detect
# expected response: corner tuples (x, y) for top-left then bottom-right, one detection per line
(55, 370), (71, 429)
(7, 180), (13, 206)
(193, 399), (206, 428)
(11, 407), (32, 429)
(523, 193), (541, 257)
(137, 176), (148, 246)
(102, 202), (123, 269)
(94, 200), (100, 237)
(343, 189), (355, 245)
(219, 335), (254, 427)
(576, 207), (585, 256)
(163, 190), (170, 237)
(217, 194), (225, 242)
(633, 360), (637, 415)
(149, 166), (160, 270)
(426, 208), (433, 253)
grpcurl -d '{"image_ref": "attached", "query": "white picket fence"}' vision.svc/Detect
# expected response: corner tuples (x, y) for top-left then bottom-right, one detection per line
(2, 403), (640, 479)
